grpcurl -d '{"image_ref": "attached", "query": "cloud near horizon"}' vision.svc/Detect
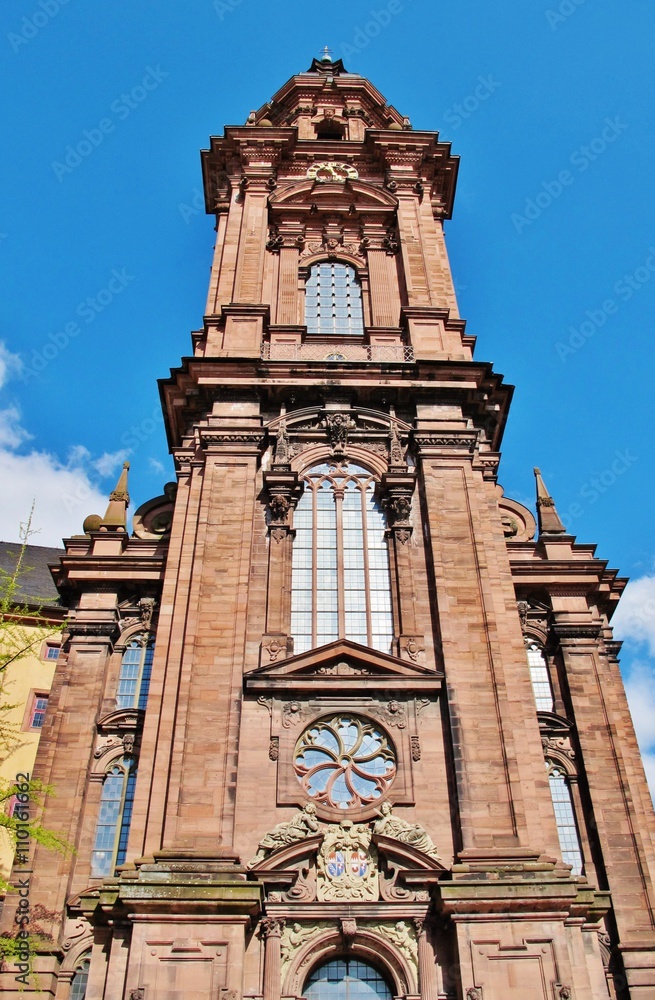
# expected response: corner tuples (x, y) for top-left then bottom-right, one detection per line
(0, 340), (113, 546)
(613, 574), (655, 800)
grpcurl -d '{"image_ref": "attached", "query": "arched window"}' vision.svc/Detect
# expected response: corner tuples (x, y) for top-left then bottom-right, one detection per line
(90, 756), (137, 877)
(70, 958), (91, 1000)
(547, 762), (584, 875)
(526, 642), (554, 712)
(305, 959), (393, 1000)
(305, 263), (364, 337)
(291, 463), (394, 655)
(116, 638), (154, 710)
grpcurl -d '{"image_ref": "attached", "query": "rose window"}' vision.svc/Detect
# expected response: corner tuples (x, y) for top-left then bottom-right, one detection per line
(294, 714), (396, 810)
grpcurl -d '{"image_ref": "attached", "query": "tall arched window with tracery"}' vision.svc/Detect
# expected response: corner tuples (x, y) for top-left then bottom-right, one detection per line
(547, 761), (584, 875)
(291, 462), (394, 655)
(70, 957), (91, 1000)
(526, 642), (554, 712)
(90, 756), (137, 877)
(116, 637), (154, 710)
(305, 263), (364, 336)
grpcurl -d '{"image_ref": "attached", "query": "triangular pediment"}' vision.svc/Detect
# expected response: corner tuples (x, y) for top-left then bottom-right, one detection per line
(245, 639), (442, 694)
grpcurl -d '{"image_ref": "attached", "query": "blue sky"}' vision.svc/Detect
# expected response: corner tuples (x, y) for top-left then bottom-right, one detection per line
(2, 1), (654, 785)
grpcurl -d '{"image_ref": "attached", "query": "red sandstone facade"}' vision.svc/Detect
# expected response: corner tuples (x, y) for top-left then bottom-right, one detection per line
(2, 57), (655, 1000)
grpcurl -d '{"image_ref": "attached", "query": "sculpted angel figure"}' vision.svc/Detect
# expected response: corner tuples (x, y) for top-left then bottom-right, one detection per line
(372, 802), (441, 861)
(249, 803), (320, 866)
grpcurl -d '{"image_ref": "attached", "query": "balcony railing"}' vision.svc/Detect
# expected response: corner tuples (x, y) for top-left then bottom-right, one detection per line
(261, 342), (415, 363)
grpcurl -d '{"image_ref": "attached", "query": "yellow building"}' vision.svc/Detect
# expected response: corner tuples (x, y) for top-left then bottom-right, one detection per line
(0, 543), (65, 882)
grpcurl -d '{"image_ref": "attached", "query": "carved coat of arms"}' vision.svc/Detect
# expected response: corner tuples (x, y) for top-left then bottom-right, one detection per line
(317, 821), (378, 901)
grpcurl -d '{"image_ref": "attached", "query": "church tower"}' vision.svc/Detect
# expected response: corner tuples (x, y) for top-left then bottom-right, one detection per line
(3, 56), (655, 1000)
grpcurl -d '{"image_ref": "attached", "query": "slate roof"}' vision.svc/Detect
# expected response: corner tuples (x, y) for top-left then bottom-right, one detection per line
(0, 541), (64, 608)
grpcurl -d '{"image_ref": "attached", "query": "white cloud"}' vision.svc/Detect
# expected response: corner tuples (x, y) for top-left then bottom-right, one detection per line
(94, 449), (130, 478)
(0, 343), (22, 389)
(0, 447), (109, 546)
(0, 344), (112, 546)
(0, 406), (32, 448)
(623, 660), (655, 802)
(612, 575), (655, 656)
(148, 457), (165, 476)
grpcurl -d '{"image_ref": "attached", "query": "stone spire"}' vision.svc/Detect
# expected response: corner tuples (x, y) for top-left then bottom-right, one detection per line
(100, 461), (130, 530)
(533, 467), (566, 535)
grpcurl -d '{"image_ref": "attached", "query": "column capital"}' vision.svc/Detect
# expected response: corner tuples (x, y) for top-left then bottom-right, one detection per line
(260, 916), (285, 939)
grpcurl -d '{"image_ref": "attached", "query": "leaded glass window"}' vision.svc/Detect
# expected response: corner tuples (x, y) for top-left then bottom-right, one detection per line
(305, 959), (392, 1000)
(294, 714), (396, 809)
(116, 639), (154, 710)
(548, 764), (583, 875)
(527, 643), (554, 712)
(305, 263), (364, 336)
(70, 959), (90, 1000)
(90, 757), (137, 877)
(291, 463), (394, 654)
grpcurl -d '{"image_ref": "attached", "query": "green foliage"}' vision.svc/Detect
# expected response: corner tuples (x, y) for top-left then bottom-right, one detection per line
(0, 507), (73, 895)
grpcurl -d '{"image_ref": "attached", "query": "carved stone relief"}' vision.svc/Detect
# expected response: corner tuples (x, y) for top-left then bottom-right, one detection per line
(282, 701), (308, 728)
(317, 821), (378, 901)
(280, 921), (326, 980)
(248, 804), (320, 867)
(373, 803), (442, 861)
(363, 921), (417, 972)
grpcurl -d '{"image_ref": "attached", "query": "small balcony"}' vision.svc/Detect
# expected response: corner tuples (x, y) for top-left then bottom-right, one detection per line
(261, 341), (415, 363)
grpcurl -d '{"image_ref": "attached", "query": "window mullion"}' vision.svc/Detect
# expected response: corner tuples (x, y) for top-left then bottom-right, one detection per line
(361, 483), (373, 647)
(335, 486), (345, 638)
(111, 763), (130, 872)
(311, 485), (318, 649)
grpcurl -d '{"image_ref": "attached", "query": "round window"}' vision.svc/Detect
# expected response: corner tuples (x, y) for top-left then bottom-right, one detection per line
(294, 714), (396, 810)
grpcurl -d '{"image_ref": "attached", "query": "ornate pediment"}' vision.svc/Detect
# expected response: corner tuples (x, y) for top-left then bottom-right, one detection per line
(248, 805), (446, 905)
(269, 178), (398, 212)
(244, 639), (442, 695)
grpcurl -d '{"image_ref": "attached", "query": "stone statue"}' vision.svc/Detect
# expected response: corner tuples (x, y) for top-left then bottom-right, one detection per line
(372, 803), (441, 861)
(249, 804), (319, 866)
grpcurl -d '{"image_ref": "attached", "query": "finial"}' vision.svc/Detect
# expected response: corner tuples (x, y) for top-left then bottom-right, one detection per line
(320, 45), (333, 62)
(533, 467), (566, 536)
(100, 461), (131, 531)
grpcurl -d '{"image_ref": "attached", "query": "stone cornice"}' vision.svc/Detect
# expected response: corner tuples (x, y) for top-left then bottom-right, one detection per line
(159, 357), (513, 452)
